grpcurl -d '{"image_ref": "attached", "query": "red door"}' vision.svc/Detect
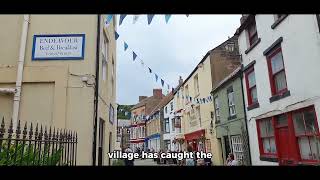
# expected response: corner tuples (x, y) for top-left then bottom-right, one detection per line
(277, 127), (290, 165)
(275, 114), (295, 166)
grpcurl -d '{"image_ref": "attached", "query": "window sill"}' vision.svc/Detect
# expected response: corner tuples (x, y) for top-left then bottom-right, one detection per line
(269, 90), (291, 103)
(247, 102), (260, 111)
(245, 38), (261, 54)
(228, 115), (237, 120)
(271, 15), (288, 29)
(260, 155), (278, 162)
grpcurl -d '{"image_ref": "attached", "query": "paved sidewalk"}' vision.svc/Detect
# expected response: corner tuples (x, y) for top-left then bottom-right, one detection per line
(134, 159), (158, 166)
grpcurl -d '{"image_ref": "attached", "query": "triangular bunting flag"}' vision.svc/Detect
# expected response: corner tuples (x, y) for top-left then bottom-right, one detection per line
(105, 14), (113, 26)
(115, 31), (119, 40)
(161, 79), (164, 87)
(147, 14), (155, 25)
(165, 15), (171, 24)
(119, 14), (127, 26)
(155, 74), (158, 82)
(133, 15), (140, 24)
(167, 84), (170, 90)
(133, 52), (137, 61)
(140, 60), (144, 66)
(203, 98), (206, 103)
(186, 14), (189, 17)
(124, 42), (128, 51)
(148, 67), (152, 73)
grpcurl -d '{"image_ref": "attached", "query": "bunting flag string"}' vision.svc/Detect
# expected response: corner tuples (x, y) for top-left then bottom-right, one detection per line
(147, 14), (155, 25)
(114, 31), (175, 93)
(132, 52), (137, 61)
(124, 42), (128, 51)
(105, 14), (113, 26)
(133, 15), (140, 24)
(155, 74), (159, 82)
(119, 14), (127, 26)
(115, 31), (120, 40)
(165, 15), (172, 24)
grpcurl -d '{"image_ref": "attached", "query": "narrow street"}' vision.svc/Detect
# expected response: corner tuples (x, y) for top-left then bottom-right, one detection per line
(134, 159), (177, 166)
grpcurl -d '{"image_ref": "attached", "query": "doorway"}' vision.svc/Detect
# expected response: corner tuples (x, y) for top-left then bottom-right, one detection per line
(98, 118), (105, 166)
(224, 136), (231, 160)
(275, 114), (292, 165)
(108, 132), (112, 165)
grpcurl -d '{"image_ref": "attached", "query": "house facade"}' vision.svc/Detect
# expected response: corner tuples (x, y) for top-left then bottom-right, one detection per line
(130, 89), (163, 151)
(162, 93), (181, 151)
(173, 36), (241, 165)
(211, 67), (251, 165)
(236, 14), (320, 165)
(0, 15), (117, 165)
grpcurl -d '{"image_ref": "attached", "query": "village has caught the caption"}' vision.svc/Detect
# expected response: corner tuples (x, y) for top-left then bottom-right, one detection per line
(108, 151), (213, 161)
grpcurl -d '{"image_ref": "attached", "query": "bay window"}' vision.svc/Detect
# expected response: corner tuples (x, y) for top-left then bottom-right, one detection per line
(267, 46), (288, 96)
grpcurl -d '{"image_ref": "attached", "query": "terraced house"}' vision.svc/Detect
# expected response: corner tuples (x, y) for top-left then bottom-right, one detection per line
(0, 15), (117, 165)
(211, 67), (251, 165)
(236, 14), (320, 165)
(173, 36), (241, 165)
(130, 89), (163, 151)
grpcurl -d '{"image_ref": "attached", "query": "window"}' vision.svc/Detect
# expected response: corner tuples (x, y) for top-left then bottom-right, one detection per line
(267, 46), (288, 95)
(227, 87), (236, 116)
(172, 118), (175, 132)
(185, 85), (189, 103)
(231, 135), (244, 162)
(165, 106), (168, 114)
(214, 96), (220, 123)
(170, 102), (173, 111)
(293, 108), (320, 161)
(247, 20), (258, 46)
(112, 58), (115, 78)
(102, 35), (108, 62)
(164, 140), (171, 151)
(164, 118), (170, 133)
(245, 67), (258, 105)
(257, 118), (277, 155)
(111, 77), (114, 96)
(102, 60), (107, 81)
(109, 105), (114, 124)
(194, 75), (200, 95)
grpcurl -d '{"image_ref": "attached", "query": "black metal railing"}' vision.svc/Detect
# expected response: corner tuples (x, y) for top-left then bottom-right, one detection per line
(0, 117), (77, 166)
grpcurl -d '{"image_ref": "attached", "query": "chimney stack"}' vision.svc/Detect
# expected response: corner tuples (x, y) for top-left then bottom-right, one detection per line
(139, 96), (148, 102)
(240, 14), (249, 24)
(153, 89), (163, 98)
(178, 76), (183, 85)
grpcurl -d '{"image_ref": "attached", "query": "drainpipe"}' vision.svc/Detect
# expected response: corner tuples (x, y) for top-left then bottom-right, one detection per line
(240, 66), (252, 165)
(12, 15), (30, 131)
(92, 14), (101, 166)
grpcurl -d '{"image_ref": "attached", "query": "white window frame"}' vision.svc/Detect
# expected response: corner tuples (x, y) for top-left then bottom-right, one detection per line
(227, 87), (236, 116)
(214, 96), (220, 122)
(231, 135), (244, 163)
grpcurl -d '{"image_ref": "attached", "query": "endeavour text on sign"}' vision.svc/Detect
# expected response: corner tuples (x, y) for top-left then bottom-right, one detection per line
(32, 34), (85, 60)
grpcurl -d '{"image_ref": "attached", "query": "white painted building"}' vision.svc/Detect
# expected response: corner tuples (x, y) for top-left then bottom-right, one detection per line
(163, 96), (182, 151)
(237, 14), (320, 165)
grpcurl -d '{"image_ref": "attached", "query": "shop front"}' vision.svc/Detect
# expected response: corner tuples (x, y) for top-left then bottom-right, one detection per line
(184, 129), (206, 152)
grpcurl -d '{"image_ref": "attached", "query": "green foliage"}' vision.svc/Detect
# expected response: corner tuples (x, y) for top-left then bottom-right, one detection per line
(117, 105), (134, 119)
(0, 141), (63, 166)
(111, 159), (125, 166)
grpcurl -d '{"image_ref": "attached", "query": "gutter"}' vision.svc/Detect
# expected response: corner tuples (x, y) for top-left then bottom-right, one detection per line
(12, 15), (30, 131)
(240, 64), (252, 165)
(92, 14), (101, 166)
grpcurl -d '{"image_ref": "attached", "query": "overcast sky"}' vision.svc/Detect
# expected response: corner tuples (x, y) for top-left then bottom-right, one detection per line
(116, 15), (241, 105)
